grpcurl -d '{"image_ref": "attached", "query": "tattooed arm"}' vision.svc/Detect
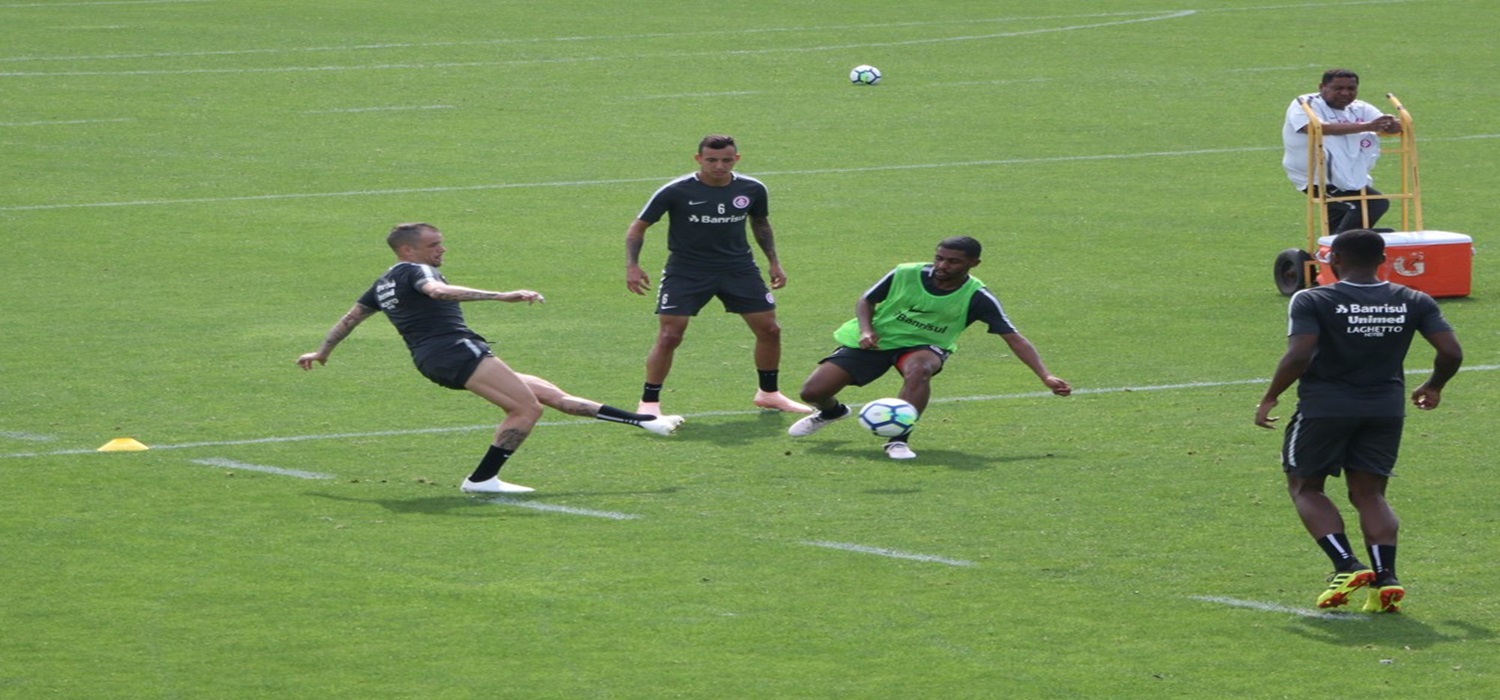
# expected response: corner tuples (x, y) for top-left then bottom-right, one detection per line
(297, 303), (378, 369)
(418, 279), (545, 304)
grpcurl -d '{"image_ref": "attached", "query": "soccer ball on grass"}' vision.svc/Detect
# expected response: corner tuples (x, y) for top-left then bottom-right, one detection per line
(858, 398), (918, 437)
(849, 64), (882, 86)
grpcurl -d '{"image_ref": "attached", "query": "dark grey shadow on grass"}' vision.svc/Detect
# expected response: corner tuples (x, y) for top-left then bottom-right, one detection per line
(672, 411), (796, 446)
(306, 492), (535, 517)
(800, 439), (1072, 472)
(1286, 613), (1495, 650)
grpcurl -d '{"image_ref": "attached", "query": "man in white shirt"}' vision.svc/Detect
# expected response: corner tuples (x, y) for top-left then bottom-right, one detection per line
(1282, 69), (1403, 234)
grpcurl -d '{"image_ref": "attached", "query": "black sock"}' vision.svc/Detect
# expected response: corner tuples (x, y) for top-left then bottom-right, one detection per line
(642, 383), (663, 403)
(1315, 533), (1364, 571)
(757, 369), (779, 393)
(821, 404), (850, 419)
(596, 404), (647, 425)
(1368, 544), (1398, 585)
(468, 445), (514, 483)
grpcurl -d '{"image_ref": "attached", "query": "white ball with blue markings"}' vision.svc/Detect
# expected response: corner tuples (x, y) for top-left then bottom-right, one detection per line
(858, 398), (918, 437)
(849, 64), (882, 85)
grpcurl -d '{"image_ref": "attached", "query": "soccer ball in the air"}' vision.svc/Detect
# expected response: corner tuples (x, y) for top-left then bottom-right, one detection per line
(849, 64), (882, 85)
(858, 398), (918, 437)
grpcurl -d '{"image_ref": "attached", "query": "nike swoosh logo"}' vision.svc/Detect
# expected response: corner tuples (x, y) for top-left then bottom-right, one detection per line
(688, 200), (707, 205)
(660, 305), (678, 309)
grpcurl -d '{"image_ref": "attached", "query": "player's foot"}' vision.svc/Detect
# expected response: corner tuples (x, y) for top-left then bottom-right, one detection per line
(883, 441), (917, 460)
(1361, 583), (1405, 613)
(636, 401), (662, 417)
(640, 415), (685, 436)
(1316, 567), (1375, 608)
(753, 390), (814, 414)
(461, 477), (535, 494)
(787, 405), (851, 437)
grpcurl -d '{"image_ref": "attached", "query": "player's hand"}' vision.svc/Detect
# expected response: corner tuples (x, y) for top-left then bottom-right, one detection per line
(1044, 376), (1071, 397)
(767, 263), (788, 290)
(505, 290), (545, 305)
(1254, 398), (1279, 428)
(858, 332), (880, 350)
(626, 265), (651, 295)
(1373, 115), (1402, 135)
(1411, 385), (1442, 410)
(296, 352), (326, 370)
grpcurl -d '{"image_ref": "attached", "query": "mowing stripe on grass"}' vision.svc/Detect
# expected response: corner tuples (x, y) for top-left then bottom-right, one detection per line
(0, 431), (58, 442)
(190, 457), (336, 480)
(802, 540), (976, 567)
(1190, 595), (1367, 621)
(482, 497), (640, 520)
(5, 366), (1495, 460)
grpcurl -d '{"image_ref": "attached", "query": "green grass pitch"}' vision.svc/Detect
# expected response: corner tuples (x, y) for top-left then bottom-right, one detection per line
(2, 1), (1496, 697)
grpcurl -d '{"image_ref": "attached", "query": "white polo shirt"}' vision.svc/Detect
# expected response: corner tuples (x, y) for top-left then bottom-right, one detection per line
(1282, 93), (1385, 191)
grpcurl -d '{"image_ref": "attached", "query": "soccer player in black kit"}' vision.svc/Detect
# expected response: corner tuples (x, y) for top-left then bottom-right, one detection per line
(298, 223), (684, 494)
(624, 134), (811, 417)
(1256, 229), (1462, 613)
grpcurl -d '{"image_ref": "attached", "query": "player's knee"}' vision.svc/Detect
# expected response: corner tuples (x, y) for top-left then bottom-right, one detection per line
(655, 328), (686, 349)
(753, 322), (782, 342)
(508, 398), (544, 425)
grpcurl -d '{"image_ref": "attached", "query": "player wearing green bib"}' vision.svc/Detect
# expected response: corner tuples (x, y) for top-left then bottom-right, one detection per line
(788, 237), (1071, 460)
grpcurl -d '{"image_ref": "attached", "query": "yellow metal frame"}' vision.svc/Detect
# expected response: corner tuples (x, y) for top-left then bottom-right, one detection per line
(1297, 93), (1420, 286)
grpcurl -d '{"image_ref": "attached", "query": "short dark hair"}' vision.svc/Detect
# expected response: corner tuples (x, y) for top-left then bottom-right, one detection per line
(937, 236), (982, 259)
(698, 134), (737, 152)
(1320, 68), (1360, 85)
(1331, 229), (1385, 266)
(388, 222), (438, 250)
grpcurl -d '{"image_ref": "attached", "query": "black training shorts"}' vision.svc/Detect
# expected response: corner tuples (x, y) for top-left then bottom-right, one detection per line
(1281, 412), (1404, 478)
(656, 267), (774, 316)
(819, 345), (949, 387)
(413, 338), (493, 390)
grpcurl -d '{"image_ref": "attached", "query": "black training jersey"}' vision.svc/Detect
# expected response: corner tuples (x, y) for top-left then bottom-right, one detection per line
(862, 265), (1018, 336)
(636, 172), (769, 273)
(1287, 280), (1452, 417)
(357, 262), (483, 361)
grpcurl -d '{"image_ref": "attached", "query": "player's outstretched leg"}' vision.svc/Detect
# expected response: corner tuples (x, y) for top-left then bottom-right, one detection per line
(520, 374), (684, 435)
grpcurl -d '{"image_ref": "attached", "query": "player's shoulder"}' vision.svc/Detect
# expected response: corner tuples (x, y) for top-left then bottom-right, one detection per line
(733, 172), (767, 186)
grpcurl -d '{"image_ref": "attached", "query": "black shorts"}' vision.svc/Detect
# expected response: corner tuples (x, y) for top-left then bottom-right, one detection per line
(1281, 412), (1404, 478)
(413, 338), (494, 390)
(656, 267), (774, 316)
(819, 345), (949, 387)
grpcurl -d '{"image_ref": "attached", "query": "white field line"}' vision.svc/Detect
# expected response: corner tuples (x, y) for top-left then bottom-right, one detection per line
(0, 9), (1207, 64)
(0, 3), (1417, 64)
(190, 457), (335, 480)
(0, 118), (133, 126)
(4, 365), (1495, 460)
(1190, 595), (1368, 621)
(0, 12), (1196, 78)
(0, 431), (58, 442)
(802, 540), (976, 567)
(0, 146), (1272, 212)
(303, 105), (455, 114)
(9, 134), (1497, 213)
(0, 0), (212, 8)
(482, 496), (640, 520)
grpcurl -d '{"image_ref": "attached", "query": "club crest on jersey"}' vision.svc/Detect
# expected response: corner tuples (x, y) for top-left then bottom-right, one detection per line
(733, 195), (751, 209)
